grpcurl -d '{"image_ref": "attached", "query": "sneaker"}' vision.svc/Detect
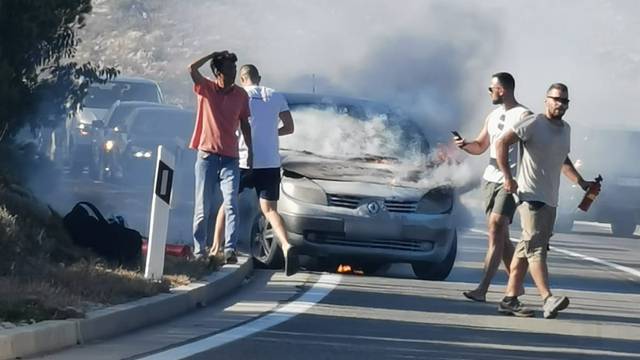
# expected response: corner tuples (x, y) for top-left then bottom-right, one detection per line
(284, 246), (299, 277)
(543, 295), (570, 319)
(224, 249), (238, 264)
(498, 298), (535, 317)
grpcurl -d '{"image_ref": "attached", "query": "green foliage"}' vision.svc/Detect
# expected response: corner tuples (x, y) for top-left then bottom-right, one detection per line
(0, 0), (118, 141)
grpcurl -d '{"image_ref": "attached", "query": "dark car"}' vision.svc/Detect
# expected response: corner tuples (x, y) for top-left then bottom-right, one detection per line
(247, 93), (458, 280)
(89, 100), (179, 179)
(556, 126), (640, 237)
(96, 107), (194, 185)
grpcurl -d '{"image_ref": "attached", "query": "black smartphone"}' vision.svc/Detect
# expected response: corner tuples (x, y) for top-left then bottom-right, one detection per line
(451, 130), (462, 140)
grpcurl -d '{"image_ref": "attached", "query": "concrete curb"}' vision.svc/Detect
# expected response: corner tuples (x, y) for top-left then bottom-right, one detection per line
(0, 256), (253, 360)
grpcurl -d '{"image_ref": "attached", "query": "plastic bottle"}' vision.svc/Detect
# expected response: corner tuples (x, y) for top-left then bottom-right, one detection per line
(578, 175), (603, 212)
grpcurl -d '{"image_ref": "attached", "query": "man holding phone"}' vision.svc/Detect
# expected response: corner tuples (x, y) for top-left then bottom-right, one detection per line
(454, 72), (531, 302)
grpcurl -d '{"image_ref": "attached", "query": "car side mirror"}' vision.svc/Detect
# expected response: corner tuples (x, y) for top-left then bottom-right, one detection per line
(92, 120), (105, 129)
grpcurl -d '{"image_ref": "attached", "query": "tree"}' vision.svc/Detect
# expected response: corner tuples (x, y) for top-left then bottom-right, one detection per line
(0, 0), (118, 143)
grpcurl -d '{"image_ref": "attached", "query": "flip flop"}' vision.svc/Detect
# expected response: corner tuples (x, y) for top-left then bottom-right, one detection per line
(463, 291), (486, 303)
(284, 246), (300, 277)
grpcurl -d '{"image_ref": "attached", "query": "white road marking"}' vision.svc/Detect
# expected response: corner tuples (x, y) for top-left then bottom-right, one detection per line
(469, 228), (640, 279)
(137, 273), (341, 360)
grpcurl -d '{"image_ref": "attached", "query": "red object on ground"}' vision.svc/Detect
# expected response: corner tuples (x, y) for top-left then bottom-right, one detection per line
(141, 241), (192, 258)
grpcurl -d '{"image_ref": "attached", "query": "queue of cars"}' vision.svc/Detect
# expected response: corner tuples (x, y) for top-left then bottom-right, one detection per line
(65, 77), (165, 172)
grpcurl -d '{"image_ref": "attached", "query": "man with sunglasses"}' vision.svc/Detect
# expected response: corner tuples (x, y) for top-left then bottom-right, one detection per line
(495, 83), (600, 318)
(454, 72), (531, 302)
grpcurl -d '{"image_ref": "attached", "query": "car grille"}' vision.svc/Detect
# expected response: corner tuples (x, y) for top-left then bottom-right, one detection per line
(327, 194), (418, 213)
(307, 232), (426, 252)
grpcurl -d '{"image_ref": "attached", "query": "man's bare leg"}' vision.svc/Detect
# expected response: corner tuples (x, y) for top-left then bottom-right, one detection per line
(259, 199), (298, 276)
(259, 199), (290, 249)
(210, 206), (225, 256)
(528, 259), (551, 301)
(504, 256), (529, 297)
(465, 212), (509, 301)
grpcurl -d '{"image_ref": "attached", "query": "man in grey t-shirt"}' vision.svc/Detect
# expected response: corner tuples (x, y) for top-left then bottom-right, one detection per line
(495, 83), (600, 319)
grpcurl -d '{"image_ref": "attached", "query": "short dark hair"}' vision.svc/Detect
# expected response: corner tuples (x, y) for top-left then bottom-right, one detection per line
(210, 51), (238, 75)
(547, 82), (568, 94)
(239, 64), (260, 83)
(492, 72), (515, 91)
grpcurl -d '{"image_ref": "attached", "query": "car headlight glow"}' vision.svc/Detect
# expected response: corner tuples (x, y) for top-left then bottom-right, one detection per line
(416, 187), (453, 214)
(104, 140), (115, 151)
(281, 177), (327, 205)
(133, 151), (153, 158)
(131, 146), (153, 159)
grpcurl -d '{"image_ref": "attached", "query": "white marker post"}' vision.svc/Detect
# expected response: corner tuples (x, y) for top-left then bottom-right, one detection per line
(145, 145), (175, 280)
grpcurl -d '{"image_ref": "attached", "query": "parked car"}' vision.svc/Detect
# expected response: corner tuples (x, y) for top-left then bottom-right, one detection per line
(556, 126), (640, 237)
(65, 77), (164, 172)
(248, 93), (458, 280)
(89, 100), (179, 179)
(95, 107), (194, 185)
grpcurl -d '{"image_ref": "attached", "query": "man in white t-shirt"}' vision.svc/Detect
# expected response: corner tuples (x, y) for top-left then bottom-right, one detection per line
(210, 64), (298, 275)
(495, 83), (600, 318)
(454, 72), (532, 302)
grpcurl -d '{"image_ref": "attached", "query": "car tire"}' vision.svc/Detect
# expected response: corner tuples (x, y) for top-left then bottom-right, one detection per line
(611, 217), (637, 238)
(249, 213), (284, 269)
(411, 232), (457, 281)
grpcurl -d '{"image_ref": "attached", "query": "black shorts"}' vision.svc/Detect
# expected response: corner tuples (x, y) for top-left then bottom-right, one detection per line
(240, 168), (281, 201)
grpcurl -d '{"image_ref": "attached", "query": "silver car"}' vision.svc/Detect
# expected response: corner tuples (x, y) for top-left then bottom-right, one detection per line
(248, 93), (458, 280)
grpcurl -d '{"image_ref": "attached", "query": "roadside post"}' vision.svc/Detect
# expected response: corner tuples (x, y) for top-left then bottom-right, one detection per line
(145, 145), (175, 280)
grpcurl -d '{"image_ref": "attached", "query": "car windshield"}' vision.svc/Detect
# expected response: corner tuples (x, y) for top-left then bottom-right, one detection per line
(281, 101), (429, 161)
(127, 111), (192, 140)
(106, 103), (167, 129)
(84, 82), (160, 108)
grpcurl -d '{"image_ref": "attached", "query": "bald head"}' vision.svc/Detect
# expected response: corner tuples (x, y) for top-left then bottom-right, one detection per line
(239, 64), (261, 86)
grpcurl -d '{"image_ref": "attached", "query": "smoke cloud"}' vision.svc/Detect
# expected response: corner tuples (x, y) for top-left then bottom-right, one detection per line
(27, 0), (639, 235)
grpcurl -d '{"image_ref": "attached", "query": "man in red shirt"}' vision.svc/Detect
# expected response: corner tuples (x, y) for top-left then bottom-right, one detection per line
(188, 50), (253, 263)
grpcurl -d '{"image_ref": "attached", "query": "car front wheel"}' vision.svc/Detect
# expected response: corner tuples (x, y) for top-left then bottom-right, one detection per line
(611, 217), (637, 238)
(411, 232), (457, 281)
(249, 213), (284, 269)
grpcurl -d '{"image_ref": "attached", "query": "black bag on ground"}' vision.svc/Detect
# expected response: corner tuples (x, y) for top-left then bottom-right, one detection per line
(63, 201), (142, 267)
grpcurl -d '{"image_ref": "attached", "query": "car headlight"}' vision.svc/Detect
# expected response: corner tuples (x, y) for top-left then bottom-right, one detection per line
(131, 147), (153, 159)
(104, 140), (115, 152)
(416, 187), (453, 214)
(77, 123), (90, 136)
(281, 177), (327, 205)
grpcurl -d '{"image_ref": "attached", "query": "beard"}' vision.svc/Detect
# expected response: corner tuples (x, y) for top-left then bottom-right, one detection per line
(492, 96), (504, 105)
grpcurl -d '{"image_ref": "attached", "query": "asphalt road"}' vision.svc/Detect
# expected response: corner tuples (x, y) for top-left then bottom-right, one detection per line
(32, 215), (640, 360)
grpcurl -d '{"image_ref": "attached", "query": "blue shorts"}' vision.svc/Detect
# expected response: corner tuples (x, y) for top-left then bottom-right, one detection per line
(240, 168), (281, 201)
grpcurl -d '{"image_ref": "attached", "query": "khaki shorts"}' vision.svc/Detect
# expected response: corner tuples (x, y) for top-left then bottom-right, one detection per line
(515, 202), (556, 262)
(482, 180), (517, 223)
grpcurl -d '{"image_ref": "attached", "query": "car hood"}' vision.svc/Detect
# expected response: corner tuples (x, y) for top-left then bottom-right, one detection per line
(78, 108), (109, 123)
(128, 136), (187, 151)
(280, 150), (442, 190)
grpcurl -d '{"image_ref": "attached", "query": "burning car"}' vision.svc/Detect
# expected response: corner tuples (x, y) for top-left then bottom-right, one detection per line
(249, 93), (458, 280)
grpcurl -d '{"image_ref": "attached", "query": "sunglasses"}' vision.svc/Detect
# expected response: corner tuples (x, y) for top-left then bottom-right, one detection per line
(547, 96), (570, 105)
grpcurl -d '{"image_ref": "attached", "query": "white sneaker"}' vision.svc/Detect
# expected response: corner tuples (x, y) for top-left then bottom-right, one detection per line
(543, 295), (570, 319)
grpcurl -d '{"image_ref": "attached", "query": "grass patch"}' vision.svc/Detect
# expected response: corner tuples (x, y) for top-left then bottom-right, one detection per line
(0, 145), (223, 323)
